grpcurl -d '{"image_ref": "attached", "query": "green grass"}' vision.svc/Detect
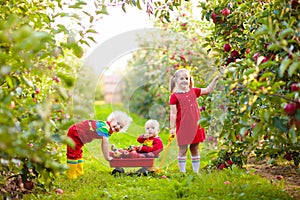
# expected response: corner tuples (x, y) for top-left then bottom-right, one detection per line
(23, 103), (295, 200)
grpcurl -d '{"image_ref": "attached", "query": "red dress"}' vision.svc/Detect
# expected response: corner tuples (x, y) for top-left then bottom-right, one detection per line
(169, 88), (206, 145)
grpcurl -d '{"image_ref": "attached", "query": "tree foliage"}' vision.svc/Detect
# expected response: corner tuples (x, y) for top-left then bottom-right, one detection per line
(122, 0), (300, 168)
(0, 0), (112, 197)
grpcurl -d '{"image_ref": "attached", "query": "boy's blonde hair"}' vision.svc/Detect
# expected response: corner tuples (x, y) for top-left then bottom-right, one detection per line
(169, 68), (194, 93)
(145, 119), (160, 132)
(107, 111), (132, 132)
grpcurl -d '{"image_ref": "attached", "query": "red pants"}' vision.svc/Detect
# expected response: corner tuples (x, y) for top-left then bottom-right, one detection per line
(66, 125), (84, 160)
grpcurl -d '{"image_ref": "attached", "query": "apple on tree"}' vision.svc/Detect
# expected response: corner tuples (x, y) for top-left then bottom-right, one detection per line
(291, 83), (299, 91)
(284, 103), (296, 115)
(223, 44), (231, 52)
(221, 8), (230, 16)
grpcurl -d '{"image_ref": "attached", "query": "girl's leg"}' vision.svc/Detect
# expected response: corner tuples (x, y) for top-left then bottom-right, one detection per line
(178, 145), (188, 173)
(66, 127), (83, 179)
(190, 143), (200, 173)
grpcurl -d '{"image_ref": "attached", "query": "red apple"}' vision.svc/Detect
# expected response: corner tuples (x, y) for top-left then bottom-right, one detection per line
(291, 83), (299, 91)
(226, 160), (233, 166)
(246, 48), (251, 54)
(138, 153), (146, 158)
(55, 188), (64, 194)
(261, 56), (269, 63)
(295, 100), (300, 109)
(253, 52), (260, 61)
(147, 152), (155, 158)
(35, 88), (40, 94)
(244, 130), (250, 136)
(219, 104), (225, 110)
(181, 22), (187, 27)
(223, 44), (231, 52)
(24, 180), (34, 190)
(276, 175), (283, 180)
(284, 153), (292, 161)
(52, 76), (61, 83)
(230, 50), (239, 58)
(218, 163), (226, 170)
(179, 54), (187, 62)
(129, 151), (139, 158)
(284, 103), (296, 115)
(10, 101), (15, 109)
(236, 134), (242, 141)
(292, 0), (299, 9)
(199, 106), (206, 111)
(295, 119), (300, 129)
(221, 8), (231, 16)
(211, 12), (219, 23)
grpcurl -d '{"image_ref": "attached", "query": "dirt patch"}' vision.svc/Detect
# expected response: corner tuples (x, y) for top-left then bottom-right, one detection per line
(245, 160), (300, 199)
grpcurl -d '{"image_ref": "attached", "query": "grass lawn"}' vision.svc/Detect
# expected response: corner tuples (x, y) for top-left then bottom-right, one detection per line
(23, 103), (295, 200)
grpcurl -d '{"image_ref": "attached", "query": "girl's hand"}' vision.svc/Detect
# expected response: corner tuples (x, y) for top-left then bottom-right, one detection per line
(168, 134), (175, 143)
(170, 128), (175, 135)
(107, 156), (113, 161)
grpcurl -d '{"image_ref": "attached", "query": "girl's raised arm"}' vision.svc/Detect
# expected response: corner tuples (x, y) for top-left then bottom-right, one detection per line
(200, 76), (219, 95)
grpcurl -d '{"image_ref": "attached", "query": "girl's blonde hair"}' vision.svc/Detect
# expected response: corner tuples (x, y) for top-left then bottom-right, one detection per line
(169, 68), (194, 93)
(107, 111), (132, 132)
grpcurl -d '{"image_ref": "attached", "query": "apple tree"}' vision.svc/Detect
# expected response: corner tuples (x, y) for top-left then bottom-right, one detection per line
(199, 0), (300, 167)
(121, 0), (299, 168)
(0, 0), (115, 197)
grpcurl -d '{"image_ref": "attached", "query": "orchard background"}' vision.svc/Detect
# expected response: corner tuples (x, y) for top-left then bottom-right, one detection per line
(0, 0), (299, 199)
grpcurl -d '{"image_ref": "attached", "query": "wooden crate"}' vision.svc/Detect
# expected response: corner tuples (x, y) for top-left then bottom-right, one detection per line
(109, 158), (155, 167)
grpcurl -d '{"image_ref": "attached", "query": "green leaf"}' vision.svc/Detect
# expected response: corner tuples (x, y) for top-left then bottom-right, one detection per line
(122, 4), (126, 13)
(244, 68), (256, 76)
(289, 129), (297, 144)
(259, 72), (274, 80)
(288, 62), (300, 77)
(87, 36), (96, 43)
(264, 111), (270, 122)
(86, 29), (97, 34)
(254, 25), (268, 38)
(68, 43), (83, 58)
(272, 116), (287, 132)
(278, 28), (294, 39)
(136, 0), (142, 10)
(279, 57), (292, 77)
(97, 6), (109, 15)
(131, 0), (136, 6)
(252, 122), (262, 137)
(267, 43), (281, 51)
(6, 14), (18, 28)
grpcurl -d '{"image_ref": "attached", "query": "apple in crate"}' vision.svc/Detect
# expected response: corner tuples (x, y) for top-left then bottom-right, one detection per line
(129, 150), (139, 158)
(147, 152), (155, 158)
(122, 150), (130, 158)
(139, 153), (146, 158)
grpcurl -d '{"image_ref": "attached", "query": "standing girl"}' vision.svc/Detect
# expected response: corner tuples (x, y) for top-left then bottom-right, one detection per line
(169, 68), (219, 173)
